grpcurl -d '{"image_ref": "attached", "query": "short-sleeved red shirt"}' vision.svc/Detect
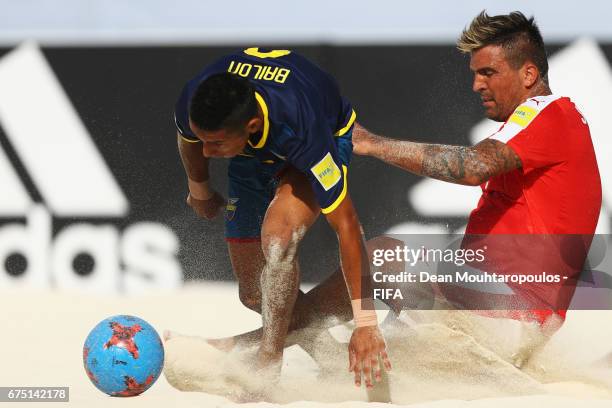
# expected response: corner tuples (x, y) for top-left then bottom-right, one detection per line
(467, 95), (601, 235)
(464, 95), (602, 323)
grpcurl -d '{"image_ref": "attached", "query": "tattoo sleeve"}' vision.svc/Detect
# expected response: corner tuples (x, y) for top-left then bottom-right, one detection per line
(369, 136), (522, 186)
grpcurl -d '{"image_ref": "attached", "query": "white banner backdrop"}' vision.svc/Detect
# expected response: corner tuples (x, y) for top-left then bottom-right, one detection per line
(0, 0), (611, 45)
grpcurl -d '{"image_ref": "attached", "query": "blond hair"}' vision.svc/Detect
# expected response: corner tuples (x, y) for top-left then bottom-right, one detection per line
(458, 11), (549, 82)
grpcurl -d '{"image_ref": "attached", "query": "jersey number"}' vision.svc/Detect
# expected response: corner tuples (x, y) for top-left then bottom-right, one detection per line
(243, 47), (291, 59)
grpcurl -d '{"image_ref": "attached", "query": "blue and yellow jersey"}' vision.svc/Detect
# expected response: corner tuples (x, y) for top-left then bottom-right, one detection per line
(174, 48), (356, 214)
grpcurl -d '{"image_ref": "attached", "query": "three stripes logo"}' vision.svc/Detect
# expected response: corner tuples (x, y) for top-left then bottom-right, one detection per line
(0, 42), (127, 217)
(0, 43), (182, 293)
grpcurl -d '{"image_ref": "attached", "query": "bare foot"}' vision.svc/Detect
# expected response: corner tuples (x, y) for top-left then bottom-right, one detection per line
(162, 329), (198, 341)
(206, 337), (236, 352)
(163, 329), (176, 342)
(255, 349), (283, 381)
(164, 329), (238, 353)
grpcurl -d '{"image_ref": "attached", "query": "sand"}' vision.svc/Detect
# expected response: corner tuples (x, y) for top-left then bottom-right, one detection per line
(1, 282), (611, 407)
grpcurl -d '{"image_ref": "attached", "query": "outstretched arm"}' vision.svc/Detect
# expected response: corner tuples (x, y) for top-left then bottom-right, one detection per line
(352, 123), (522, 186)
(325, 195), (391, 388)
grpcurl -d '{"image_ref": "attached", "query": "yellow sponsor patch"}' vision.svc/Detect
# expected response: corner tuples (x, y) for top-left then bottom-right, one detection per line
(508, 105), (538, 127)
(311, 152), (342, 191)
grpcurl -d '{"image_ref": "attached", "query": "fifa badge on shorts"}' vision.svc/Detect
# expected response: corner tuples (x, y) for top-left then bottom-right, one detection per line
(225, 198), (239, 221)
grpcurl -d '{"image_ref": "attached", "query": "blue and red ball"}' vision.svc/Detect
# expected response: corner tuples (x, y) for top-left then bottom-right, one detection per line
(83, 315), (164, 397)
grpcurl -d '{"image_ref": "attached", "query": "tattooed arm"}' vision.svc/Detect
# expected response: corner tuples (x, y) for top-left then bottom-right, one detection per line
(352, 123), (522, 186)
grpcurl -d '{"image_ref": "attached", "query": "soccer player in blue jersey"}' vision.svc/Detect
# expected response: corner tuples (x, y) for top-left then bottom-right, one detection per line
(174, 48), (390, 387)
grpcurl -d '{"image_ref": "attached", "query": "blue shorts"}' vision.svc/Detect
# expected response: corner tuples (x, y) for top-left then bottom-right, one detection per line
(225, 129), (353, 241)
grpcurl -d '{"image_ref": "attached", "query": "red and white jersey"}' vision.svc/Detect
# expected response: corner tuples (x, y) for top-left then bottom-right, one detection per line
(466, 94), (601, 235)
(462, 95), (602, 323)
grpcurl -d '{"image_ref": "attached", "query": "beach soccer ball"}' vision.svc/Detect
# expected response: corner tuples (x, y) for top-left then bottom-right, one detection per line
(83, 315), (164, 397)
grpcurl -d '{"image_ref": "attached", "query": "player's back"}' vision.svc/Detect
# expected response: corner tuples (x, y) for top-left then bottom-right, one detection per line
(175, 48), (351, 141)
(546, 97), (601, 234)
(174, 48), (356, 214)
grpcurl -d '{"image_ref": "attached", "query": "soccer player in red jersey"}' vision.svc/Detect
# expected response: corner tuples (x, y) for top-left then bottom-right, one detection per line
(352, 11), (602, 329)
(191, 11), (601, 380)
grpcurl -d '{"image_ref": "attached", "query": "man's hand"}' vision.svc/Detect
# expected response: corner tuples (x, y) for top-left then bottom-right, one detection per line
(186, 190), (226, 220)
(352, 122), (378, 156)
(348, 325), (392, 388)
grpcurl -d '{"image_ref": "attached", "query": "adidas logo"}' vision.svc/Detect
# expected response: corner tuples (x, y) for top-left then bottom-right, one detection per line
(0, 43), (182, 293)
(389, 39), (611, 235)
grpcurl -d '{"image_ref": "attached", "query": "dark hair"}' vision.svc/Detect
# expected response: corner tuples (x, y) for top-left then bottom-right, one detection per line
(189, 72), (257, 131)
(457, 11), (549, 83)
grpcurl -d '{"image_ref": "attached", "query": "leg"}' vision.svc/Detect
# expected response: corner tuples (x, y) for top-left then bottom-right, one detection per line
(208, 235), (432, 351)
(229, 241), (266, 314)
(257, 168), (320, 368)
(301, 235), (434, 318)
(201, 241), (265, 351)
(209, 239), (319, 351)
(229, 239), (325, 330)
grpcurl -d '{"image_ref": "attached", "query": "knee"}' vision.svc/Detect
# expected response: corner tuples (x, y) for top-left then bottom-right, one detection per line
(261, 226), (307, 267)
(238, 287), (261, 313)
